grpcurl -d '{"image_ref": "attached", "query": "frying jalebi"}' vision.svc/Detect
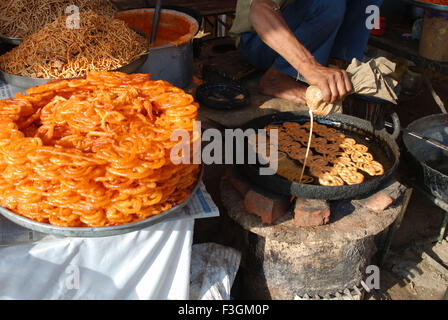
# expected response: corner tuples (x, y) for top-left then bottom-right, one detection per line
(0, 71), (199, 227)
(263, 121), (385, 186)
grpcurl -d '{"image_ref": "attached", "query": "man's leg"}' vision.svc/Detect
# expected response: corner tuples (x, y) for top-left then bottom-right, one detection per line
(238, 0), (347, 103)
(272, 0), (347, 78)
(330, 0), (384, 62)
(239, 0), (348, 73)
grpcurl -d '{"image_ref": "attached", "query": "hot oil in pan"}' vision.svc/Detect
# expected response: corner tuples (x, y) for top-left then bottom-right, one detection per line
(254, 120), (394, 186)
(427, 158), (448, 176)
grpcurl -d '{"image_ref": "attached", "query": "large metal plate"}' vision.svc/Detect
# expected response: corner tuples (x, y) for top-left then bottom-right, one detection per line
(0, 53), (148, 90)
(0, 167), (203, 238)
(0, 27), (149, 90)
(402, 0), (448, 13)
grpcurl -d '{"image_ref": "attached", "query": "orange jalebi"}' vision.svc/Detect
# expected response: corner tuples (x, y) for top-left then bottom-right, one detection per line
(0, 71), (200, 227)
(266, 121), (385, 186)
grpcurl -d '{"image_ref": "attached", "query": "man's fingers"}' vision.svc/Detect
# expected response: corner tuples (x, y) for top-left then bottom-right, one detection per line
(319, 81), (332, 104)
(304, 65), (352, 104)
(336, 71), (348, 100)
(342, 69), (352, 94)
(328, 77), (339, 103)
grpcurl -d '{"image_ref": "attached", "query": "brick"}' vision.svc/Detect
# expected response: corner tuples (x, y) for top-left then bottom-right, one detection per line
(294, 199), (331, 227)
(227, 167), (251, 196)
(359, 191), (393, 212)
(243, 188), (290, 225)
(382, 181), (407, 202)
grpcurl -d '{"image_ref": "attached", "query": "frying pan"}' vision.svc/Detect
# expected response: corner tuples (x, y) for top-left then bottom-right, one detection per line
(236, 111), (400, 200)
(403, 113), (448, 202)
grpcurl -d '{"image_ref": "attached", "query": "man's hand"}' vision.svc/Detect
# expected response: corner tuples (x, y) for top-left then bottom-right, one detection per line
(305, 85), (343, 116)
(300, 60), (352, 104)
(249, 0), (352, 105)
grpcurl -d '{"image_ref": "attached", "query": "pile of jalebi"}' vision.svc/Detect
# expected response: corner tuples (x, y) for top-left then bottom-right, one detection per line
(0, 71), (200, 227)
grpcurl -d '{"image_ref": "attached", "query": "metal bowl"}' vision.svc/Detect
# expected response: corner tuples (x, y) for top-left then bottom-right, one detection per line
(0, 26), (149, 90)
(403, 114), (448, 202)
(0, 34), (22, 45)
(0, 53), (149, 90)
(0, 167), (203, 238)
(0, 71), (52, 90)
(117, 8), (199, 88)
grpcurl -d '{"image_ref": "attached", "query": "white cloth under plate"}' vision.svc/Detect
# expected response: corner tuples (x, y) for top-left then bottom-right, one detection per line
(190, 243), (241, 300)
(0, 219), (193, 300)
(0, 182), (220, 300)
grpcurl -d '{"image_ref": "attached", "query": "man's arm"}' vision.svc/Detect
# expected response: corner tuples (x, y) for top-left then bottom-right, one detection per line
(248, 0), (352, 103)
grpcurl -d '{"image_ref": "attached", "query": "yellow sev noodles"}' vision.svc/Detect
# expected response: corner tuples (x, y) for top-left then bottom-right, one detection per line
(0, 0), (116, 38)
(0, 11), (149, 79)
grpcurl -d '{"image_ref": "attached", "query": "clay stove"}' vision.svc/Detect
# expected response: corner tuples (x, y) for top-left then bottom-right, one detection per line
(222, 167), (412, 300)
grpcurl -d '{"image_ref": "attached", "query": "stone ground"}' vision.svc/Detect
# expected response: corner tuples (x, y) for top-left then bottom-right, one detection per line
(192, 51), (448, 300)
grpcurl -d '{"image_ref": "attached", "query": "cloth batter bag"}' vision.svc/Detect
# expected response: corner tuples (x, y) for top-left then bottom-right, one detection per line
(306, 57), (399, 116)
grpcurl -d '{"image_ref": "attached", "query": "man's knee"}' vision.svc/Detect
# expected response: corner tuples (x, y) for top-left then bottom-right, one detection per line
(323, 0), (346, 28)
(358, 0), (384, 7)
(283, 0), (346, 28)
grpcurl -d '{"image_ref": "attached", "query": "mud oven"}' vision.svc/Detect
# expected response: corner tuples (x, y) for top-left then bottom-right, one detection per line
(221, 167), (412, 300)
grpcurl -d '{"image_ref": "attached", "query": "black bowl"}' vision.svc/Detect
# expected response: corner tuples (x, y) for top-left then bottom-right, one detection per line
(196, 82), (249, 110)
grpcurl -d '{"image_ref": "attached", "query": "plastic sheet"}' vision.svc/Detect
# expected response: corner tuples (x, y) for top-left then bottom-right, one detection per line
(189, 243), (241, 300)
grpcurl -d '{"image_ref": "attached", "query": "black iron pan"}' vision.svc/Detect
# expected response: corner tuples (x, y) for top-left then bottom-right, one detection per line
(236, 111), (400, 200)
(403, 113), (448, 203)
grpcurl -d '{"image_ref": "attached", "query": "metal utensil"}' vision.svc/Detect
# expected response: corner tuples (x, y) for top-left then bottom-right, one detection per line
(150, 0), (162, 45)
(385, 121), (448, 153)
(237, 111), (400, 200)
(0, 34), (22, 45)
(403, 113), (448, 203)
(402, 127), (448, 153)
(0, 27), (149, 90)
(0, 54), (148, 90)
(118, 8), (199, 88)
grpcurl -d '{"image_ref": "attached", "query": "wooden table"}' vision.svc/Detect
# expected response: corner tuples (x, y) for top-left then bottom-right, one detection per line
(369, 24), (448, 113)
(369, 24), (448, 75)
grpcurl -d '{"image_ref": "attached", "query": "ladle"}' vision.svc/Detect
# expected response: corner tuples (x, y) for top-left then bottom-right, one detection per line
(150, 0), (162, 45)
